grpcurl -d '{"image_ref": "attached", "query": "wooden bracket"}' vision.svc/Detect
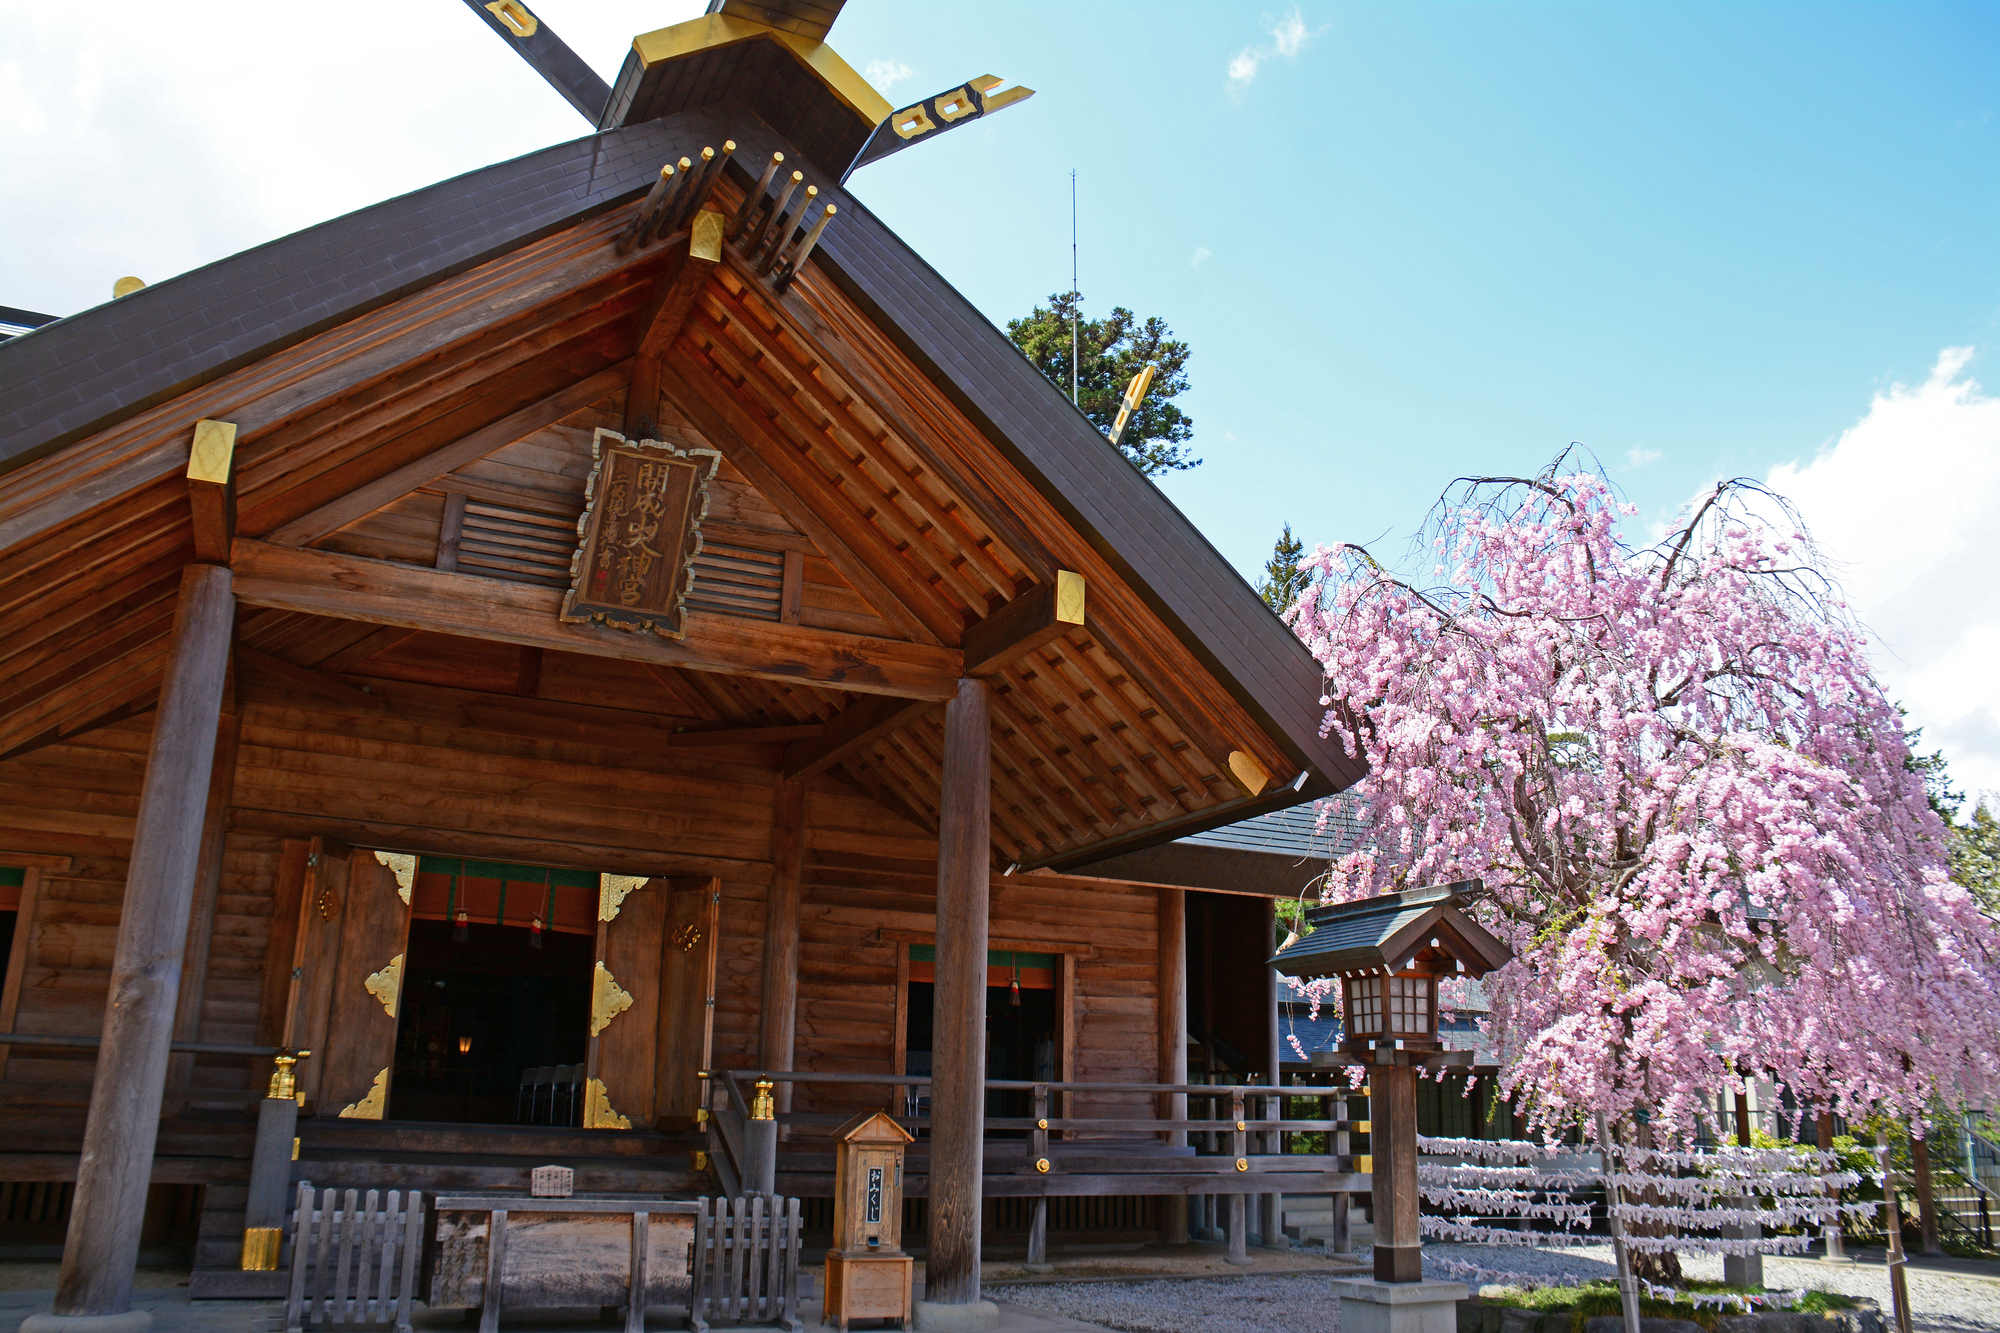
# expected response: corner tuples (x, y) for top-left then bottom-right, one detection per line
(187, 418), (237, 565)
(783, 694), (937, 781)
(635, 209), (726, 361)
(962, 571), (1085, 678)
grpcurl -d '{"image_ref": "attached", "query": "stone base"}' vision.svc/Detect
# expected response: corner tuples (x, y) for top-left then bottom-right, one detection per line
(1332, 1279), (1467, 1333)
(914, 1299), (999, 1332)
(19, 1312), (153, 1333)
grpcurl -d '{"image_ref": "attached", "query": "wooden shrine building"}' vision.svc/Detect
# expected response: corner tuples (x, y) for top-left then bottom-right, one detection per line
(0, 1), (1367, 1321)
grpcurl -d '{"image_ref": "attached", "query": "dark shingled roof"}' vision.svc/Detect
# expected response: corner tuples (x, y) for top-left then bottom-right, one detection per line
(1079, 791), (1366, 895)
(0, 102), (1365, 860)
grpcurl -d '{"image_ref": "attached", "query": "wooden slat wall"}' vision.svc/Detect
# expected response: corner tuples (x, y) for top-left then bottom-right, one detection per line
(0, 678), (1168, 1129)
(785, 792), (1158, 1127)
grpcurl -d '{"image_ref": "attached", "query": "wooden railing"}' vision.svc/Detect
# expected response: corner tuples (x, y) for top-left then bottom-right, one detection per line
(704, 1068), (1365, 1261)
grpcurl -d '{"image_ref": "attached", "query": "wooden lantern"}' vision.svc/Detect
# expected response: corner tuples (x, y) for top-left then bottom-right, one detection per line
(825, 1109), (915, 1331)
(1271, 880), (1513, 1284)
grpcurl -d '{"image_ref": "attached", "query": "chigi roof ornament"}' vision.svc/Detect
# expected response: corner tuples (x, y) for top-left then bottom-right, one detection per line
(456, 0), (1033, 183)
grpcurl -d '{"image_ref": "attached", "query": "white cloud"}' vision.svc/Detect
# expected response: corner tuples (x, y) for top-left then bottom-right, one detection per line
(1626, 446), (1663, 468)
(864, 59), (915, 91)
(1191, 246), (1211, 269)
(1767, 347), (2000, 805)
(1227, 7), (1328, 91)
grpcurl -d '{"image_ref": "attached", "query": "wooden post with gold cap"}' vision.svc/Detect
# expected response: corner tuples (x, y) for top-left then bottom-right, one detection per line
(240, 1050), (309, 1271)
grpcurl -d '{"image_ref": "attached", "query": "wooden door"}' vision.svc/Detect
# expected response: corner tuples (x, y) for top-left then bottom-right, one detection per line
(584, 874), (664, 1129)
(655, 876), (721, 1127)
(281, 838), (349, 1113)
(315, 850), (416, 1119)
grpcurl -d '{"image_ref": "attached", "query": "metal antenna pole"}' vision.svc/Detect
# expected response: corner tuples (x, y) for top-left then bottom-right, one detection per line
(1070, 169), (1079, 407)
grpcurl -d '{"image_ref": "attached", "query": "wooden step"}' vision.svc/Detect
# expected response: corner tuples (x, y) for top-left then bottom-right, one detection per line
(298, 1119), (699, 1159)
(290, 1159), (708, 1195)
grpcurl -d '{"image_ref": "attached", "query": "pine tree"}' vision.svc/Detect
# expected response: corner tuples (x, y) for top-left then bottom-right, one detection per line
(1258, 523), (1309, 614)
(1005, 294), (1196, 476)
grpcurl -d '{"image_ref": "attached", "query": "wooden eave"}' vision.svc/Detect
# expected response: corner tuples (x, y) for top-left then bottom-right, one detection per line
(0, 106), (1361, 872)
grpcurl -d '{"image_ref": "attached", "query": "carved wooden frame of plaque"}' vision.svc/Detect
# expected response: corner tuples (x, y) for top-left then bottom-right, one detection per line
(560, 428), (721, 639)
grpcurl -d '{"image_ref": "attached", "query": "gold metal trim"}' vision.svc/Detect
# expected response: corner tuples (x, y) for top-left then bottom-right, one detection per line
(483, 0), (536, 37)
(1235, 1120), (1247, 1132)
(1355, 1154), (1373, 1174)
(691, 207), (726, 262)
(241, 1227), (282, 1271)
(338, 1068), (389, 1120)
(590, 961), (633, 1035)
(598, 873), (648, 922)
(630, 16), (893, 124)
(1355, 1119), (1371, 1133)
(373, 851), (417, 904)
(1035, 1158), (1050, 1174)
(583, 1077), (631, 1130)
(188, 420), (237, 484)
(1227, 750), (1271, 797)
(363, 954), (404, 1019)
(1235, 1157), (1249, 1172)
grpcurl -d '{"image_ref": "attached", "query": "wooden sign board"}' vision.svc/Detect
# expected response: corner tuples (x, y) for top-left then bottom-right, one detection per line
(559, 428), (720, 639)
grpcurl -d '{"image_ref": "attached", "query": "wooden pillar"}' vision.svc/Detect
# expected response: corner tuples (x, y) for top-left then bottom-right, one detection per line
(925, 677), (990, 1309)
(1371, 1062), (1421, 1282)
(1157, 887), (1189, 1244)
(50, 564), (234, 1321)
(760, 779), (805, 1123)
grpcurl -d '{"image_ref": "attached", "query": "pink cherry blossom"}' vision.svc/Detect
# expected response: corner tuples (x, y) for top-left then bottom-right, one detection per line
(1287, 469), (2000, 1136)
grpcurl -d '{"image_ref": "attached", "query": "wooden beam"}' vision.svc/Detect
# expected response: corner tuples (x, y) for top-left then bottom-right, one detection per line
(669, 723), (822, 747)
(264, 362), (631, 547)
(229, 538), (963, 701)
(625, 355), (663, 441)
(962, 572), (1085, 678)
(186, 419), (237, 565)
(237, 646), (385, 710)
(782, 694), (936, 781)
(635, 210), (725, 360)
(312, 625), (420, 675)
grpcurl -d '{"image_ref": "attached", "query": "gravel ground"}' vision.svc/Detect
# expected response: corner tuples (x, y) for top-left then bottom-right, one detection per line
(1002, 1244), (2000, 1333)
(1003, 1274), (1339, 1333)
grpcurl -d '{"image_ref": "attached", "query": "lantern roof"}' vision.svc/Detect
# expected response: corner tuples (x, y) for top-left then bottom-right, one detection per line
(835, 1109), (915, 1145)
(1268, 880), (1511, 981)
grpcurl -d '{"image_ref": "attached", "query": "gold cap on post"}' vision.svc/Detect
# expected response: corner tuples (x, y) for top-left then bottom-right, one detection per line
(112, 276), (146, 299)
(268, 1049), (310, 1101)
(751, 1078), (776, 1120)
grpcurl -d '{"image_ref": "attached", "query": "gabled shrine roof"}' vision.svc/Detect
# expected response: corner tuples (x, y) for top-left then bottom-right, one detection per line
(0, 102), (1363, 871)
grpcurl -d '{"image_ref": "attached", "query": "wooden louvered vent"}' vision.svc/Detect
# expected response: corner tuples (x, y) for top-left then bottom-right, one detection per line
(457, 501), (575, 588)
(446, 499), (783, 622)
(685, 541), (783, 622)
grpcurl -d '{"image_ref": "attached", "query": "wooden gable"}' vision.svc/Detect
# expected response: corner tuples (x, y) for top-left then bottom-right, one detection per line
(0, 112), (1360, 875)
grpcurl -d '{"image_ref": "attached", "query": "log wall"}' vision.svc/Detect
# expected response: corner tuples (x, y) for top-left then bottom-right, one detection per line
(0, 662), (1167, 1120)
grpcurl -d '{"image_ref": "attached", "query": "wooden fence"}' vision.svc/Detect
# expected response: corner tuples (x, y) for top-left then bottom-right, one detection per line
(691, 1194), (804, 1333)
(285, 1184), (424, 1332)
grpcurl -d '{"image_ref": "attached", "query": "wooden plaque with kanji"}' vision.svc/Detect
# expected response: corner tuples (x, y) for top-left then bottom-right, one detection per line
(560, 428), (720, 638)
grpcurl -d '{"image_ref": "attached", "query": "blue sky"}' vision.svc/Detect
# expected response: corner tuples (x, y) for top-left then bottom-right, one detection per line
(4, 0), (1997, 793)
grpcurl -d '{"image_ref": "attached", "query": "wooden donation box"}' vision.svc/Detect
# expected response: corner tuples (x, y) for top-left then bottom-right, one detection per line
(824, 1110), (915, 1331)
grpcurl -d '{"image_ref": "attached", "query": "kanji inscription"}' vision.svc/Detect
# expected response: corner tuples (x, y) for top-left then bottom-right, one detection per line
(561, 428), (720, 639)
